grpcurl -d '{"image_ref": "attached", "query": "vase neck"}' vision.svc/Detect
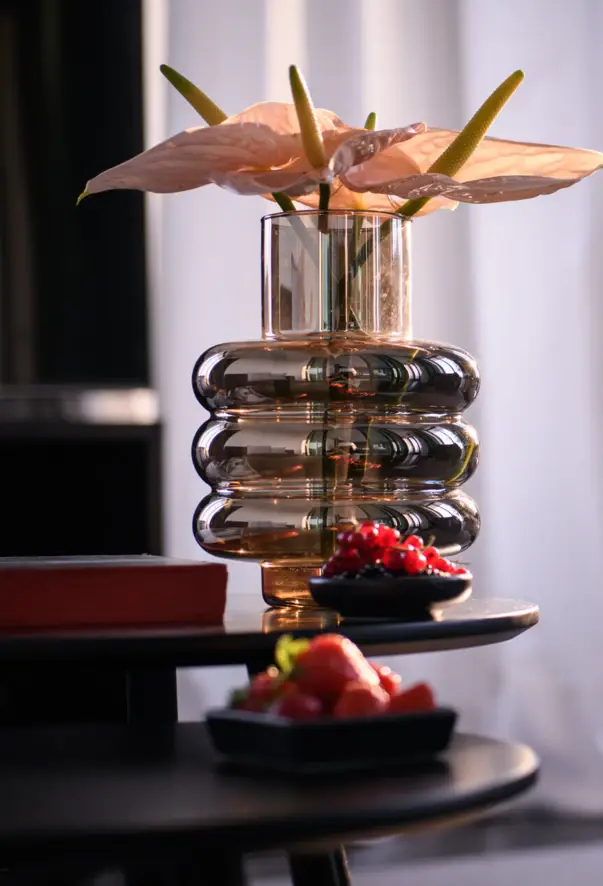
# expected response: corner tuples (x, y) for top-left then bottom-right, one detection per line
(261, 211), (412, 340)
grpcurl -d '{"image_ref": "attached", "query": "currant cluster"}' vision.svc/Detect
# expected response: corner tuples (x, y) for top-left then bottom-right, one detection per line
(322, 522), (470, 579)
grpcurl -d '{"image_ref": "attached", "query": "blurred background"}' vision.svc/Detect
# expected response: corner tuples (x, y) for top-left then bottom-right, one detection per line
(2, 0), (603, 882)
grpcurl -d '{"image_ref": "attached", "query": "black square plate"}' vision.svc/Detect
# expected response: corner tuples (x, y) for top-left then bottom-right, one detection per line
(206, 707), (457, 775)
(308, 574), (472, 619)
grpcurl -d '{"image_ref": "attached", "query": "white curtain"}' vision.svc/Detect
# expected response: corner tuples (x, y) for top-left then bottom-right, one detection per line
(143, 0), (603, 811)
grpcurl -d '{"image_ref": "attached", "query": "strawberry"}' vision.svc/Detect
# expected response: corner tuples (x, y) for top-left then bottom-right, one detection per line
(333, 681), (390, 718)
(294, 634), (380, 702)
(370, 663), (402, 697)
(388, 682), (436, 714)
(273, 688), (324, 720)
(230, 667), (284, 712)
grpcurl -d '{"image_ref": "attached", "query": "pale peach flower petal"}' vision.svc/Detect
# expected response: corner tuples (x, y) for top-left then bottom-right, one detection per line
(391, 128), (603, 182)
(364, 171), (588, 204)
(225, 101), (347, 134)
(216, 167), (322, 197)
(329, 123), (426, 176)
(294, 181), (456, 214)
(85, 122), (310, 195)
(445, 175), (578, 203)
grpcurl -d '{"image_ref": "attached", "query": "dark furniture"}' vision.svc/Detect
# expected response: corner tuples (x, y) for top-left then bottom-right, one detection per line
(0, 596), (539, 884)
(0, 725), (538, 883)
(1, 0), (161, 731)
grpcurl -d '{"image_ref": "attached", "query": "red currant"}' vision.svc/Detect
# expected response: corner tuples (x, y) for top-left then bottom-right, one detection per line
(336, 530), (356, 548)
(382, 548), (407, 572)
(359, 521), (377, 531)
(322, 556), (344, 577)
(346, 531), (367, 550)
(452, 567), (470, 576)
(357, 523), (381, 549)
(339, 548), (370, 571)
(433, 557), (455, 574)
(402, 548), (428, 574)
(423, 546), (439, 562)
(402, 534), (424, 549)
(376, 525), (400, 547)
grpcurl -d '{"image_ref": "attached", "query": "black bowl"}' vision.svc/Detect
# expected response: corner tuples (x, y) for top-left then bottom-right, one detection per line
(207, 706), (457, 775)
(308, 573), (472, 619)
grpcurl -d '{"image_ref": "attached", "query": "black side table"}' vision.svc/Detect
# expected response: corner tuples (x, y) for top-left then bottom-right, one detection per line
(0, 724), (538, 884)
(0, 596), (539, 884)
(0, 597), (539, 723)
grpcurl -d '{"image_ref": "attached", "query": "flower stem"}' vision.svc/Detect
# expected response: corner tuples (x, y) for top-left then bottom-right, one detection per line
(398, 69), (524, 218)
(319, 183), (331, 212)
(273, 193), (296, 212)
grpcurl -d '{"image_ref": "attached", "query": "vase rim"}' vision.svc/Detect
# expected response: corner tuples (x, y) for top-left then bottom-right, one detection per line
(262, 208), (412, 224)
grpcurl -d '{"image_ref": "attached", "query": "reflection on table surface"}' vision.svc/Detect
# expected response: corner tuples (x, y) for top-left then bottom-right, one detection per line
(224, 596), (538, 637)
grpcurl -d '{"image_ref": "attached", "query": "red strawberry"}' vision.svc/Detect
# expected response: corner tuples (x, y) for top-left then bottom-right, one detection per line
(371, 663), (402, 697)
(294, 634), (380, 702)
(388, 682), (436, 713)
(333, 681), (390, 718)
(273, 688), (324, 720)
(232, 667), (281, 712)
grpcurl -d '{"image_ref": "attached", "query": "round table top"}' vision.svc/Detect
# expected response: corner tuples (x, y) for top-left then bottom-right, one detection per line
(0, 722), (539, 864)
(0, 598), (539, 668)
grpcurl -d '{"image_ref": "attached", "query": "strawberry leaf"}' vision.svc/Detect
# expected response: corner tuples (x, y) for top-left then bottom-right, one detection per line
(275, 634), (310, 677)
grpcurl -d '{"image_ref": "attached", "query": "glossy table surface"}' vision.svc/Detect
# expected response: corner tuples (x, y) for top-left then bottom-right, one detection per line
(0, 723), (539, 865)
(0, 597), (539, 667)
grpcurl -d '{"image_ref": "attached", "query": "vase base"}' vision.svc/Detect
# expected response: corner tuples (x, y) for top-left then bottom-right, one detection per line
(261, 561), (322, 608)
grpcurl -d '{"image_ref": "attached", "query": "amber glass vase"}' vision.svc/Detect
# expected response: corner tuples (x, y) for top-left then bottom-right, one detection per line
(192, 211), (480, 607)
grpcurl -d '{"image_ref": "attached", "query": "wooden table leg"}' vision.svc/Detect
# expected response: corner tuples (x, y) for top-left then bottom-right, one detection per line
(289, 848), (351, 886)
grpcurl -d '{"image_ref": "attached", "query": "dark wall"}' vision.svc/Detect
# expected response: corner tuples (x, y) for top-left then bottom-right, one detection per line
(1, 0), (147, 384)
(0, 0), (161, 560)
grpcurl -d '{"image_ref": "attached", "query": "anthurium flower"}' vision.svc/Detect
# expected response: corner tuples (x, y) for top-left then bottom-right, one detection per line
(80, 69), (603, 215)
(81, 101), (426, 203)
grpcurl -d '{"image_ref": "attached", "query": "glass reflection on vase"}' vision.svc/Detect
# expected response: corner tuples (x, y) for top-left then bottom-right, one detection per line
(192, 211), (480, 607)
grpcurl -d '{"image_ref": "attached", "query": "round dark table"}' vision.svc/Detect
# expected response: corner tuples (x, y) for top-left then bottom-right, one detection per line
(0, 597), (539, 667)
(0, 722), (539, 884)
(0, 595), (540, 884)
(0, 597), (538, 723)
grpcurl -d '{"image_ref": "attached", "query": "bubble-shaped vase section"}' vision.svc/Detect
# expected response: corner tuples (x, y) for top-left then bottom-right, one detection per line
(191, 211), (480, 607)
(193, 490), (480, 607)
(193, 412), (478, 494)
(193, 339), (480, 418)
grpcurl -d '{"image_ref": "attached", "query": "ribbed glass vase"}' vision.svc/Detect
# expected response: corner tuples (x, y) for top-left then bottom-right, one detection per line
(192, 211), (480, 608)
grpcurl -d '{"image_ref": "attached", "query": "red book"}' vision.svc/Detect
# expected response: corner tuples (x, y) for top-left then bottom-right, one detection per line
(0, 556), (227, 630)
